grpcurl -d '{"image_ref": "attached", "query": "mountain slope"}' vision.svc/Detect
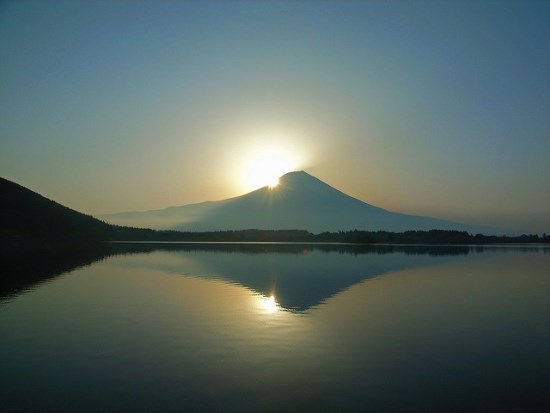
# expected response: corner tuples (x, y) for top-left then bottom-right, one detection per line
(0, 177), (170, 245)
(1, 177), (115, 242)
(101, 171), (489, 233)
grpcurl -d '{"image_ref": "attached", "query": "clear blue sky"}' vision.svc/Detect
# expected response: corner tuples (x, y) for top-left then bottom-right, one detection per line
(1, 0), (549, 233)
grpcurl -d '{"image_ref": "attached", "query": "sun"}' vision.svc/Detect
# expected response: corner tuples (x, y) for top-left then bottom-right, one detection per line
(232, 131), (305, 193)
(244, 151), (292, 190)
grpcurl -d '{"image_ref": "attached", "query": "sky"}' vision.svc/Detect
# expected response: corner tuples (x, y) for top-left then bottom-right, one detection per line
(1, 0), (549, 233)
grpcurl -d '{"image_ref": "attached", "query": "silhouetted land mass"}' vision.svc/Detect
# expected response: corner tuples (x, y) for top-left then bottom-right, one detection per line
(123, 228), (550, 244)
(1, 177), (549, 249)
(1, 177), (159, 247)
(101, 171), (497, 234)
(1, 177), (112, 244)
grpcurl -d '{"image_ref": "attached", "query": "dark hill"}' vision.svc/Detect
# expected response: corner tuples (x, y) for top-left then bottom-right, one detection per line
(0, 178), (130, 242)
(0, 177), (115, 243)
(0, 177), (169, 246)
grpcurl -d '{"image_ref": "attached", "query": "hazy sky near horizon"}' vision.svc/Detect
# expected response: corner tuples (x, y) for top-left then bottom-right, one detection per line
(1, 0), (549, 233)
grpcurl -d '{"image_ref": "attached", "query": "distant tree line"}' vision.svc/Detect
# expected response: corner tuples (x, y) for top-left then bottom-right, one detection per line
(107, 228), (550, 245)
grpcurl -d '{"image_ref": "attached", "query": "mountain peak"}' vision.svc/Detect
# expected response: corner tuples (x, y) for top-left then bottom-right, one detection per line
(279, 170), (309, 181)
(281, 170), (309, 177)
(278, 170), (324, 186)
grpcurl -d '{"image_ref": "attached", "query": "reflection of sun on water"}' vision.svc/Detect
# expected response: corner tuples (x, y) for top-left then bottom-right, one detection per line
(258, 294), (279, 314)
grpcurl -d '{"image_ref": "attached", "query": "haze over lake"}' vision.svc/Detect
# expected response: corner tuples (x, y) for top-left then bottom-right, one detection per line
(2, 244), (549, 412)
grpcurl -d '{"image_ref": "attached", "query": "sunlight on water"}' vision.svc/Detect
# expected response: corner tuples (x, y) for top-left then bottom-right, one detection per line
(257, 294), (279, 314)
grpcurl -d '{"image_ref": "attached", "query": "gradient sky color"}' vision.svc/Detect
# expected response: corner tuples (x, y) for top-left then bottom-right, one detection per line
(1, 0), (549, 233)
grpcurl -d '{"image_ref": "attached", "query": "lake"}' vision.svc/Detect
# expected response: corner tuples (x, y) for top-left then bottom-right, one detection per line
(1, 243), (549, 412)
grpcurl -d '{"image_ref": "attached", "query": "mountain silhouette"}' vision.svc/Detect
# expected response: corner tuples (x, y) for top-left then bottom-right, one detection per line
(0, 177), (115, 243)
(102, 171), (490, 233)
(0, 177), (161, 244)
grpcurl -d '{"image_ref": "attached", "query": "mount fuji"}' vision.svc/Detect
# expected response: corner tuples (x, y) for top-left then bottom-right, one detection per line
(100, 171), (490, 234)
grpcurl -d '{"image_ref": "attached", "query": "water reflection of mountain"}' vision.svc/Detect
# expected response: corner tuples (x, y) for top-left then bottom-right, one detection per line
(3, 243), (546, 310)
(115, 244), (474, 312)
(1, 243), (116, 300)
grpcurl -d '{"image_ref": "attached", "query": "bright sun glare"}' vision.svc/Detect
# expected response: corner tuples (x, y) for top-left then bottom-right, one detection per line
(245, 151), (292, 190)
(235, 131), (305, 193)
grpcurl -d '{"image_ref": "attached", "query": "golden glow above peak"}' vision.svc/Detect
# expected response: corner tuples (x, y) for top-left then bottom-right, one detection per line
(245, 152), (290, 190)
(240, 143), (298, 191)
(229, 127), (308, 194)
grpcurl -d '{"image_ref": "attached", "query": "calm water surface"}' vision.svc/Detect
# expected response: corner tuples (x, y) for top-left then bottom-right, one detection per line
(1, 244), (549, 412)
